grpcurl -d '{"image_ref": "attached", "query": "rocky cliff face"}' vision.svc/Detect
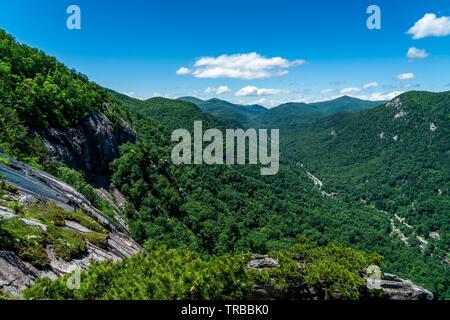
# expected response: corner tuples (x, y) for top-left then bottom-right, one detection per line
(38, 112), (137, 177)
(0, 153), (142, 297)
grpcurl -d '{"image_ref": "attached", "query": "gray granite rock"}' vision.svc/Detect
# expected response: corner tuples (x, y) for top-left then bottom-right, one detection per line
(39, 112), (137, 177)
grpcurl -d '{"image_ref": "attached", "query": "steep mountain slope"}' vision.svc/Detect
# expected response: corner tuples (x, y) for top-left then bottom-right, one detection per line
(178, 97), (266, 125)
(248, 96), (385, 130)
(0, 29), (141, 296)
(284, 91), (450, 263)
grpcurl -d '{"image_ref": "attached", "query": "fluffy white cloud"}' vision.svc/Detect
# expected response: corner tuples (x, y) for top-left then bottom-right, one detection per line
(176, 67), (191, 75)
(321, 88), (334, 94)
(178, 52), (306, 80)
(205, 86), (231, 95)
(396, 73), (415, 80)
(407, 47), (429, 59)
(363, 82), (379, 89)
(235, 86), (286, 97)
(340, 87), (361, 95)
(407, 13), (450, 39)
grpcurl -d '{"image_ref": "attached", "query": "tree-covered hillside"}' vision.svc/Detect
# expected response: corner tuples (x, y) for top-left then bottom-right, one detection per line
(309, 96), (384, 114)
(0, 30), (127, 129)
(0, 29), (128, 165)
(284, 91), (450, 266)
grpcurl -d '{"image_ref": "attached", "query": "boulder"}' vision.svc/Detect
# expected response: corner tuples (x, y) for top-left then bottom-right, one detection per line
(247, 254), (280, 269)
(18, 195), (36, 206)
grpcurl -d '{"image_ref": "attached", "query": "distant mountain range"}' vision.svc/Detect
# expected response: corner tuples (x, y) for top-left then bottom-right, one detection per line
(178, 97), (267, 124)
(180, 95), (385, 129)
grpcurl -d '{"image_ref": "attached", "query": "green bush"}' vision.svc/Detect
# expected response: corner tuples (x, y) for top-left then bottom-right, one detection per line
(47, 225), (87, 261)
(83, 232), (108, 249)
(1, 218), (50, 268)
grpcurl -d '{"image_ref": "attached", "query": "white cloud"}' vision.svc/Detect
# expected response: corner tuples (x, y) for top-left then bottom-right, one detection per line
(407, 47), (429, 59)
(396, 73), (415, 80)
(235, 85), (286, 97)
(176, 67), (191, 75)
(179, 52), (306, 80)
(246, 98), (268, 105)
(123, 92), (136, 97)
(407, 13), (450, 39)
(363, 82), (379, 89)
(321, 88), (334, 94)
(205, 86), (231, 95)
(367, 91), (404, 101)
(352, 91), (404, 102)
(240, 95), (312, 108)
(340, 87), (361, 95)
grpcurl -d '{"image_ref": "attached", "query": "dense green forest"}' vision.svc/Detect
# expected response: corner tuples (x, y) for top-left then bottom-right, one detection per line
(0, 29), (448, 299)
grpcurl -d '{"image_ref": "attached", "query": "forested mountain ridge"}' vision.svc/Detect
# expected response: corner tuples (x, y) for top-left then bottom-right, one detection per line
(0, 29), (448, 299)
(247, 96), (384, 130)
(113, 94), (241, 131)
(179, 95), (383, 130)
(309, 95), (385, 114)
(178, 96), (266, 125)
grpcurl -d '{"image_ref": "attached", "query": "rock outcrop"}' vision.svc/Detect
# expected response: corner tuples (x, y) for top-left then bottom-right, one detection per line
(0, 153), (142, 296)
(367, 273), (434, 300)
(247, 254), (279, 269)
(0, 251), (55, 297)
(246, 255), (434, 300)
(38, 112), (137, 177)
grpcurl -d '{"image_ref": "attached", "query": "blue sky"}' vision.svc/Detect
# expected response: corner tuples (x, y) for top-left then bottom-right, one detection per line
(1, 0), (450, 107)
